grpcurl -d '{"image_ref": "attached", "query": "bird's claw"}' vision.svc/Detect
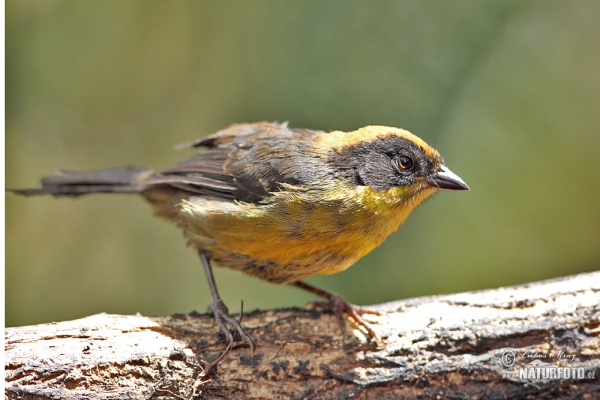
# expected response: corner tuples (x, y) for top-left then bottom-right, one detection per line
(307, 294), (383, 346)
(205, 299), (255, 373)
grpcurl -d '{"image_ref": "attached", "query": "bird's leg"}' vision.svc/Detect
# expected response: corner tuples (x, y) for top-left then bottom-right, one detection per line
(199, 252), (255, 366)
(291, 280), (383, 345)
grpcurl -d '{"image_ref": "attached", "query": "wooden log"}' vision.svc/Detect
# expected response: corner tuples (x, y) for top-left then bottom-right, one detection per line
(5, 272), (600, 399)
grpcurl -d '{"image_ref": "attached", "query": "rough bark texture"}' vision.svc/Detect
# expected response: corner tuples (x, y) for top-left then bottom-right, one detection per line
(5, 272), (600, 399)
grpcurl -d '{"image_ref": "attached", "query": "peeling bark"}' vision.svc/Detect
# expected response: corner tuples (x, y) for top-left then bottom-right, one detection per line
(5, 272), (600, 399)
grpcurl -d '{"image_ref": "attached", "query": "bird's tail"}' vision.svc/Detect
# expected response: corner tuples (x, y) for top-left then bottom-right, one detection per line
(9, 166), (153, 197)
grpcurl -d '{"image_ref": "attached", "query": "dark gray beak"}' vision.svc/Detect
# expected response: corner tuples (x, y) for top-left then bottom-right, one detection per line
(426, 165), (469, 190)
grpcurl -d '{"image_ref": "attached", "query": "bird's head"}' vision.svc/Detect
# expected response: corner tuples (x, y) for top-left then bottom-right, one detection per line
(321, 126), (469, 210)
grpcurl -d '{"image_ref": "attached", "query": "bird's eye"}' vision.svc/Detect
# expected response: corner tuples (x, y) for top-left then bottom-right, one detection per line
(397, 156), (414, 170)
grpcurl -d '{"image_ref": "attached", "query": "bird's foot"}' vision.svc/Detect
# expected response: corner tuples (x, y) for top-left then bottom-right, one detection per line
(308, 294), (383, 346)
(205, 299), (255, 372)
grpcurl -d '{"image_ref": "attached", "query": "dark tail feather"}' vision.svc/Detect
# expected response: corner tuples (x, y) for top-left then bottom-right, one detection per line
(9, 166), (153, 197)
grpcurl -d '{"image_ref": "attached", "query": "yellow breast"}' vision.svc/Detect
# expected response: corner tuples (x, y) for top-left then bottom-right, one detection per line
(179, 182), (437, 283)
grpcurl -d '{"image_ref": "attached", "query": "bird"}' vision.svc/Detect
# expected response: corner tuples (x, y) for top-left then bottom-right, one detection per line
(10, 121), (469, 364)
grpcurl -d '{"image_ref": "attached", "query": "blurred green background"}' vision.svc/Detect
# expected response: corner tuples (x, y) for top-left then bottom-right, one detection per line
(6, 1), (600, 327)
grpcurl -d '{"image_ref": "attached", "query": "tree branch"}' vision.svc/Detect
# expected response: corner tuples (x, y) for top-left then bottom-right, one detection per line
(5, 272), (600, 399)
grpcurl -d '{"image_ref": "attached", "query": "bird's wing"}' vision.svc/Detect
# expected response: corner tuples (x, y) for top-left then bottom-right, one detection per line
(144, 122), (322, 203)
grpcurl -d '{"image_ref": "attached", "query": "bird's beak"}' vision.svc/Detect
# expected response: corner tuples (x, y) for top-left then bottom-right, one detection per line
(425, 165), (469, 190)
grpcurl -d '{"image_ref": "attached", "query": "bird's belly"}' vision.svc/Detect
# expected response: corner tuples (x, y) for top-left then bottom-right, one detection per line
(179, 194), (410, 283)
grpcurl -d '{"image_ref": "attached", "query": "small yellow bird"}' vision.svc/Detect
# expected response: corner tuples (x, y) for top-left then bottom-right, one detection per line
(11, 122), (468, 358)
